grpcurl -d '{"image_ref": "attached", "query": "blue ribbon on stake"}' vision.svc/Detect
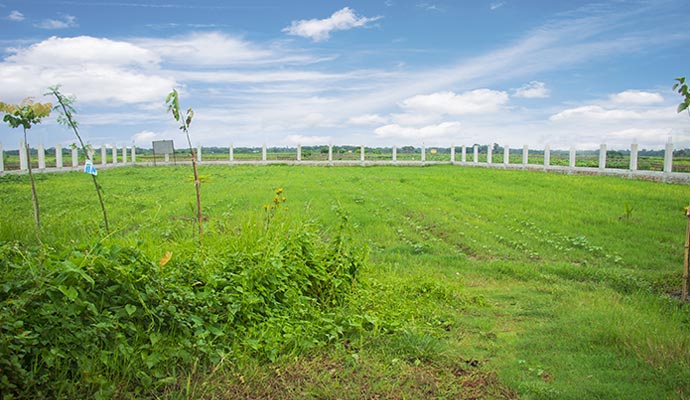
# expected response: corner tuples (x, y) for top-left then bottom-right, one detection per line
(84, 159), (97, 176)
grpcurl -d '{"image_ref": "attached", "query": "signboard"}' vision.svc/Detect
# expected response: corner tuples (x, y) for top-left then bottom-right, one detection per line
(152, 140), (174, 154)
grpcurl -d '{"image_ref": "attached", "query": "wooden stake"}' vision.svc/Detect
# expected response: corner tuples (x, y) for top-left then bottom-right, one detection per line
(680, 208), (690, 301)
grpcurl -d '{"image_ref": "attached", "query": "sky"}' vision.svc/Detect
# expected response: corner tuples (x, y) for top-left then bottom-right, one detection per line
(0, 0), (689, 150)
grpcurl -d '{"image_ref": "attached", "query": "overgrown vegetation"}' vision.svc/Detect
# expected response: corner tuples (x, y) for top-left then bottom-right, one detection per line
(1, 165), (689, 399)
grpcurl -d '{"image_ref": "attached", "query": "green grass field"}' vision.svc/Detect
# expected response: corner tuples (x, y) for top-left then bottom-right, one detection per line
(1, 165), (690, 399)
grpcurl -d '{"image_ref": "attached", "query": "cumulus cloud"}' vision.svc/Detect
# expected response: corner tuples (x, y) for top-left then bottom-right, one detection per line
(8, 10), (24, 21)
(374, 121), (461, 139)
(283, 7), (382, 42)
(35, 14), (78, 29)
(131, 130), (162, 146)
(0, 36), (174, 104)
(513, 81), (550, 98)
(348, 113), (387, 125)
(549, 105), (642, 121)
(609, 90), (663, 105)
(401, 89), (509, 115)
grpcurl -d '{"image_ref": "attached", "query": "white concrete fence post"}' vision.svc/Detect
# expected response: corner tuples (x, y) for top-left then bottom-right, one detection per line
(569, 146), (576, 169)
(122, 146), (127, 164)
(112, 146), (117, 164)
(421, 145), (426, 162)
(131, 146), (136, 163)
(198, 145), (202, 162)
(461, 145), (467, 163)
(0, 142), (4, 173)
(56, 144), (63, 169)
(522, 145), (529, 166)
(101, 145), (107, 165)
(72, 147), (79, 168)
(229, 144), (234, 161)
(393, 145), (397, 162)
(262, 144), (267, 161)
(473, 145), (478, 164)
(664, 140), (673, 173)
(487, 145), (493, 164)
(328, 144), (333, 162)
(360, 145), (365, 162)
(38, 144), (46, 169)
(599, 144), (606, 170)
(297, 144), (302, 161)
(630, 143), (638, 171)
(544, 144), (550, 167)
(450, 145), (455, 163)
(19, 141), (27, 171)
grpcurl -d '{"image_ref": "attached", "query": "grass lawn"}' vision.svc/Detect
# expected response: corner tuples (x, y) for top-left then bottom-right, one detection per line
(1, 164), (689, 399)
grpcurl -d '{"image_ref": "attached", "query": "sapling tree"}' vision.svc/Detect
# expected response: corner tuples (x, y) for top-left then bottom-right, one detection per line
(46, 85), (110, 234)
(673, 77), (689, 117)
(0, 98), (52, 242)
(165, 89), (203, 237)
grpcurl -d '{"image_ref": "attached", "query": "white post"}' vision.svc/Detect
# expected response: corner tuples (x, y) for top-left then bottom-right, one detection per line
(630, 143), (638, 171)
(72, 148), (79, 167)
(0, 142), (3, 173)
(569, 146), (576, 169)
(56, 144), (63, 168)
(165, 153), (170, 163)
(599, 144), (606, 170)
(421, 145), (426, 162)
(503, 146), (510, 165)
(487, 145), (493, 164)
(197, 145), (202, 162)
(461, 145), (466, 163)
(393, 145), (397, 162)
(122, 146), (127, 164)
(544, 144), (550, 167)
(112, 146), (117, 164)
(360, 145), (365, 162)
(19, 141), (28, 171)
(473, 145), (478, 164)
(450, 145), (455, 163)
(38, 144), (46, 169)
(101, 145), (107, 165)
(664, 140), (673, 173)
(328, 144), (333, 161)
(262, 144), (267, 161)
(297, 144), (302, 161)
(229, 144), (234, 161)
(131, 146), (136, 163)
(522, 145), (529, 165)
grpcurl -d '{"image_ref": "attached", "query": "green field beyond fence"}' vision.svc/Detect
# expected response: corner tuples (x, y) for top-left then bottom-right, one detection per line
(1, 165), (689, 399)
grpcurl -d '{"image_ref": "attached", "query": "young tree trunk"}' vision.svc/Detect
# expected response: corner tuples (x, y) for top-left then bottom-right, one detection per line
(24, 129), (41, 243)
(190, 148), (203, 237)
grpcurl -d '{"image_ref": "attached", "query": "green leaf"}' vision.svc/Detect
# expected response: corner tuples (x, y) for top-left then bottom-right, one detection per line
(58, 285), (78, 301)
(678, 102), (689, 113)
(125, 304), (137, 316)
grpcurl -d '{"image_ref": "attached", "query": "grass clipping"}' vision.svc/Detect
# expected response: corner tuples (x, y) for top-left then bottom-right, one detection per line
(0, 200), (365, 398)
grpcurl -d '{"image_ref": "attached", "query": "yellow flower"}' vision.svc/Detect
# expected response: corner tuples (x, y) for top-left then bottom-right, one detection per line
(276, 188), (284, 195)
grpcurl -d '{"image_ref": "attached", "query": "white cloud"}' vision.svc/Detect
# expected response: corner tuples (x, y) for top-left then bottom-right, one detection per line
(401, 89), (509, 115)
(549, 105), (643, 121)
(490, 2), (505, 11)
(131, 130), (162, 146)
(284, 134), (332, 145)
(348, 114), (387, 125)
(35, 14), (78, 29)
(8, 10), (24, 21)
(0, 36), (174, 104)
(417, 3), (443, 12)
(513, 81), (550, 98)
(374, 121), (461, 139)
(282, 7), (382, 42)
(609, 90), (663, 105)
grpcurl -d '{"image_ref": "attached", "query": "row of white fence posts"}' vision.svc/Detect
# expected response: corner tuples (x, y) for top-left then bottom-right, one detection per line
(0, 141), (680, 175)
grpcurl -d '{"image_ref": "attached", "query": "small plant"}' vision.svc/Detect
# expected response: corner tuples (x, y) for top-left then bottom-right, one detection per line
(263, 187), (288, 228)
(673, 76), (689, 117)
(0, 98), (51, 242)
(619, 201), (634, 220)
(166, 89), (203, 237)
(46, 85), (110, 234)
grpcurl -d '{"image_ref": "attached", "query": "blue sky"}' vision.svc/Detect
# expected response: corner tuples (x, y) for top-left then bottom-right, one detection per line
(0, 0), (688, 150)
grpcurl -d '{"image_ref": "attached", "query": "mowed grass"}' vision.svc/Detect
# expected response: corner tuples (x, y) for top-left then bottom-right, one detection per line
(1, 164), (690, 399)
